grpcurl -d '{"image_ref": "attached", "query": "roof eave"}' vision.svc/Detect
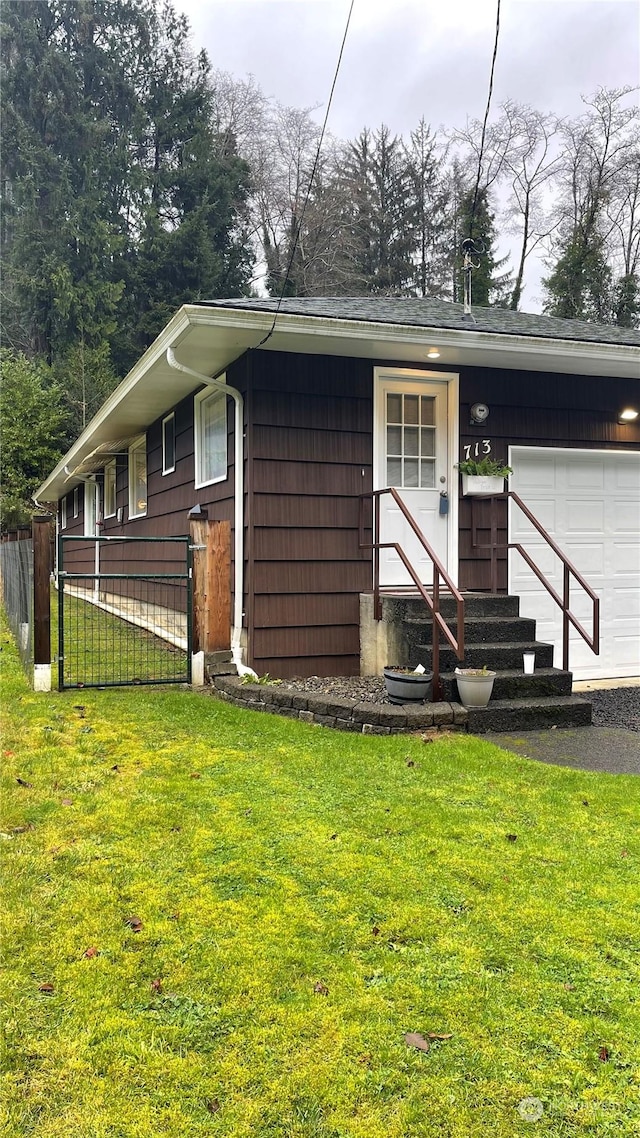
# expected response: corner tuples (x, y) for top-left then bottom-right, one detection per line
(36, 303), (640, 503)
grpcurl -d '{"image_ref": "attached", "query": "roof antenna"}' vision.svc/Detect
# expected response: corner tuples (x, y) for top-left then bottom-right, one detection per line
(461, 238), (484, 320)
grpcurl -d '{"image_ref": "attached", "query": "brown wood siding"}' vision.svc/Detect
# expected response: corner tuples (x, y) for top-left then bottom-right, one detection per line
(59, 345), (638, 680)
(246, 350), (372, 678)
(459, 367), (640, 589)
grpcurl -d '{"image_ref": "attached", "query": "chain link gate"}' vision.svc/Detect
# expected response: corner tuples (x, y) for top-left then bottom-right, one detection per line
(58, 535), (192, 690)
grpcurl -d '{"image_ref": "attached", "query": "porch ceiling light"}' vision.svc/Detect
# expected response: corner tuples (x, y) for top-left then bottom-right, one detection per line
(426, 348), (441, 359)
(618, 407), (639, 422)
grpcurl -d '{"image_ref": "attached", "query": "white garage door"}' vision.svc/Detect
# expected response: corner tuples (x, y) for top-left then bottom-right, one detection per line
(509, 447), (640, 681)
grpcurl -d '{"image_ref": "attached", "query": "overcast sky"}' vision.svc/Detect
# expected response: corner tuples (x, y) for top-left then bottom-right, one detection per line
(173, 0), (640, 307)
(175, 0), (639, 136)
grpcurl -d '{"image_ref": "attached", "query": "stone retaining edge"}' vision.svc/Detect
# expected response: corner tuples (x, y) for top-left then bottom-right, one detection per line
(212, 675), (469, 734)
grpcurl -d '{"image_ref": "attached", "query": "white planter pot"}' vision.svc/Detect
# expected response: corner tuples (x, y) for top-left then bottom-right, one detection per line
(454, 668), (496, 708)
(461, 474), (505, 497)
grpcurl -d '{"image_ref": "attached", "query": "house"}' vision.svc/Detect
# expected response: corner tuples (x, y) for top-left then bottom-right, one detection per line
(36, 297), (640, 685)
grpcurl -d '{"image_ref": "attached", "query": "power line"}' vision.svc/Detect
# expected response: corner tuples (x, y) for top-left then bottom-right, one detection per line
(254, 0), (355, 350)
(468, 0), (502, 241)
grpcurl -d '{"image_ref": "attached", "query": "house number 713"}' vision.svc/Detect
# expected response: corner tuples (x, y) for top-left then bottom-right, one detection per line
(463, 440), (492, 461)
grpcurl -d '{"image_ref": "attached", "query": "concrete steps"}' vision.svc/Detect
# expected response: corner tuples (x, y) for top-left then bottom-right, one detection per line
(394, 592), (592, 734)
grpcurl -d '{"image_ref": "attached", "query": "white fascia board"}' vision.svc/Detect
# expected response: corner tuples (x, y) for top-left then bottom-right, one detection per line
(236, 310), (640, 379)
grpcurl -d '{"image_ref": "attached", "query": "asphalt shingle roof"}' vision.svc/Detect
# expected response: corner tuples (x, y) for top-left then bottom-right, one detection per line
(206, 296), (640, 348)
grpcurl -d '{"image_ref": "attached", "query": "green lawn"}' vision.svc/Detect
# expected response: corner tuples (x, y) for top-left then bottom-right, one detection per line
(1, 616), (639, 1137)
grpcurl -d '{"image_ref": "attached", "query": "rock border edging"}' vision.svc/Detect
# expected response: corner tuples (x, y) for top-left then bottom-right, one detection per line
(212, 674), (469, 734)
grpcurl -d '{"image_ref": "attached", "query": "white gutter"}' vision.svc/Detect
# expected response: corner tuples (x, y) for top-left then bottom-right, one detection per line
(166, 347), (257, 679)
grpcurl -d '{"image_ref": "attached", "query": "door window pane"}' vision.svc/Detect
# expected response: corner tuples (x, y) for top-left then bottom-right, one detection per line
(387, 393), (402, 423)
(420, 396), (435, 425)
(421, 460), (436, 488)
(404, 426), (419, 456)
(404, 394), (419, 424)
(387, 457), (402, 484)
(421, 427), (436, 457)
(404, 458), (419, 487)
(387, 425), (402, 455)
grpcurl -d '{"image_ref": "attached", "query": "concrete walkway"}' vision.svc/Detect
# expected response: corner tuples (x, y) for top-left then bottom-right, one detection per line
(484, 726), (640, 775)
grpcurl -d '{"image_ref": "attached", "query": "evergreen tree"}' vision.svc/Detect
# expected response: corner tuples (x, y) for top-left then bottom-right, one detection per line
(404, 119), (452, 298)
(0, 351), (66, 527)
(0, 0), (253, 383)
(342, 126), (417, 294)
(453, 187), (512, 307)
(542, 238), (613, 322)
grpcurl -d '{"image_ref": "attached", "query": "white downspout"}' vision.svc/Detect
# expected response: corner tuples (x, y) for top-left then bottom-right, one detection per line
(166, 347), (257, 679)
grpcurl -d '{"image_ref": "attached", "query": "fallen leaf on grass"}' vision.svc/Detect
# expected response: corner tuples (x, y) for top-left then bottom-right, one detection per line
(61, 798), (73, 807)
(151, 978), (162, 992)
(16, 777), (32, 788)
(599, 1046), (610, 1062)
(428, 1032), (453, 1040)
(404, 1032), (430, 1053)
(84, 946), (100, 959)
(506, 834), (518, 842)
(563, 982), (575, 991)
(406, 760), (416, 768)
(206, 1099), (220, 1114)
(621, 850), (628, 858)
(38, 982), (54, 993)
(357, 1054), (372, 1066)
(371, 926), (380, 936)
(190, 772), (201, 779)
(124, 915), (143, 932)
(4, 750), (15, 757)
(330, 833), (338, 840)
(12, 824), (34, 834)
(313, 981), (329, 995)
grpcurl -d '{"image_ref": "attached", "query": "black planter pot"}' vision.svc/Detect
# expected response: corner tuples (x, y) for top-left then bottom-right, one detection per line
(383, 667), (433, 705)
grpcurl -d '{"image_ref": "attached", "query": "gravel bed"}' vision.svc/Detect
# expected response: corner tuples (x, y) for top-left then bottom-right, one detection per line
(278, 676), (640, 731)
(281, 675), (390, 704)
(590, 687), (640, 732)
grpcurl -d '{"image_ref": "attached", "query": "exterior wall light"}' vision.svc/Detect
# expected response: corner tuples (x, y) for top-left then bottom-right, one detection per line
(427, 348), (441, 359)
(618, 408), (639, 423)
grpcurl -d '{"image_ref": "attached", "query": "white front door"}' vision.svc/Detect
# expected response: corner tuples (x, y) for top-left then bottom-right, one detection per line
(375, 372), (453, 587)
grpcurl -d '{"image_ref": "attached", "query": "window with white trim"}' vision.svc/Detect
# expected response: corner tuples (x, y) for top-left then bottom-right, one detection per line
(84, 480), (99, 537)
(61, 497), (67, 529)
(194, 387), (227, 488)
(128, 436), (147, 518)
(162, 412), (176, 475)
(104, 460), (116, 518)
